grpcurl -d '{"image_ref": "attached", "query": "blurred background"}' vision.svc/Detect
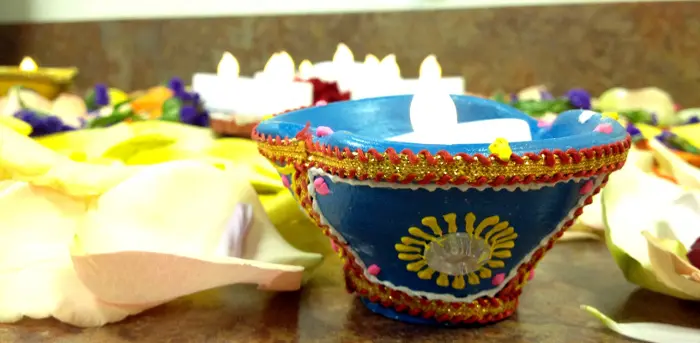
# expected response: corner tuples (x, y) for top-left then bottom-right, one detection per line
(0, 0), (697, 102)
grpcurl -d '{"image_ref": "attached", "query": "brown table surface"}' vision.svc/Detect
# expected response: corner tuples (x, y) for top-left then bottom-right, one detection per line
(1, 240), (699, 343)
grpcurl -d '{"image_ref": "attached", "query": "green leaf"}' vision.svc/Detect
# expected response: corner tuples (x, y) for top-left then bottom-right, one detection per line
(84, 88), (99, 112)
(160, 97), (182, 122)
(87, 111), (134, 128)
(491, 91), (507, 104)
(620, 110), (652, 124)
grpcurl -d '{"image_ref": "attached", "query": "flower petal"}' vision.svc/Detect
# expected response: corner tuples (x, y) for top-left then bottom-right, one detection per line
(583, 305), (700, 343)
(648, 138), (700, 189)
(71, 160), (320, 306)
(0, 181), (138, 327)
(643, 231), (700, 299)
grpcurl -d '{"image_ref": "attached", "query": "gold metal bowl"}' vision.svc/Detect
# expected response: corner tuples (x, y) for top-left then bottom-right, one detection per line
(0, 57), (78, 100)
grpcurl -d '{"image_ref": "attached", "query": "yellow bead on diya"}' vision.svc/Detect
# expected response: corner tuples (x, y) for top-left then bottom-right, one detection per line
(254, 88), (631, 326)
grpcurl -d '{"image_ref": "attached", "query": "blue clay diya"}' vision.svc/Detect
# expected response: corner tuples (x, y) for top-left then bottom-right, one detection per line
(253, 95), (630, 326)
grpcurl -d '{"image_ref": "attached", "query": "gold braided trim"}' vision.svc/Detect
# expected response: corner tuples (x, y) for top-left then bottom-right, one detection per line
(257, 139), (629, 183)
(346, 270), (518, 322)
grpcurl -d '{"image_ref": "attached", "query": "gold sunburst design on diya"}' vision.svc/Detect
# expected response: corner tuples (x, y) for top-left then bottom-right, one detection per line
(395, 213), (517, 290)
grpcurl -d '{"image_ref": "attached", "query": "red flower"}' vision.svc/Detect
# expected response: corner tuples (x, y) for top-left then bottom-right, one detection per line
(305, 78), (351, 104)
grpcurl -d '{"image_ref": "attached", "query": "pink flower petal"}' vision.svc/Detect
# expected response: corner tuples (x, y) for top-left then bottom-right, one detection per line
(367, 264), (381, 276)
(492, 273), (506, 286)
(316, 126), (334, 137)
(313, 177), (330, 195)
(281, 175), (290, 188)
(330, 239), (339, 252)
(594, 123), (613, 134)
(579, 180), (594, 194)
(528, 269), (535, 281)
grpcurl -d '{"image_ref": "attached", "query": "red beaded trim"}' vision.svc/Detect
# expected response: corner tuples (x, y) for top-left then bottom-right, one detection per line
(252, 124), (631, 186)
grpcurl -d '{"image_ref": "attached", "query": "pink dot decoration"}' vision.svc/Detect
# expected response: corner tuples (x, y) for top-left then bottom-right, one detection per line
(367, 264), (381, 276)
(492, 273), (506, 286)
(579, 180), (594, 195)
(316, 126), (334, 137)
(537, 119), (553, 128)
(281, 175), (290, 188)
(528, 269), (535, 281)
(593, 123), (613, 134)
(313, 177), (330, 195)
(314, 100), (328, 106)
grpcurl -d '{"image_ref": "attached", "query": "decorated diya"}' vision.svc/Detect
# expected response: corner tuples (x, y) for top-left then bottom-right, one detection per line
(0, 57), (78, 100)
(253, 87), (630, 325)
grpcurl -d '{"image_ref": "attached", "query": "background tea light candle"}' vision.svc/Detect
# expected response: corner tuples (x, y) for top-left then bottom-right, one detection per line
(19, 56), (38, 72)
(192, 52), (313, 117)
(254, 51), (297, 81)
(388, 82), (531, 145)
(302, 43), (377, 92)
(352, 55), (466, 100)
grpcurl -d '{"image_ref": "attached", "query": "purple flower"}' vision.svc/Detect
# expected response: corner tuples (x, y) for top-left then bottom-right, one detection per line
(192, 112), (210, 127)
(179, 105), (198, 124)
(656, 131), (675, 143)
(94, 84), (110, 106)
(168, 77), (185, 94)
(650, 113), (658, 125)
(566, 88), (591, 109)
(539, 91), (554, 100)
(509, 93), (518, 103)
(626, 123), (642, 137)
(178, 91), (194, 102)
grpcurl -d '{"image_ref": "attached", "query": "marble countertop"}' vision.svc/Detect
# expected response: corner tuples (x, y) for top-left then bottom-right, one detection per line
(1, 241), (699, 342)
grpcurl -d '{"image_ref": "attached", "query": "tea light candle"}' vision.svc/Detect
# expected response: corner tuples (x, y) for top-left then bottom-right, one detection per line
(192, 52), (313, 117)
(352, 55), (465, 100)
(19, 57), (38, 72)
(0, 56), (78, 100)
(388, 81), (531, 145)
(300, 43), (369, 92)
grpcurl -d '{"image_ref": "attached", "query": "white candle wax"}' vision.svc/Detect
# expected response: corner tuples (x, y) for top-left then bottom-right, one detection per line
(193, 51), (313, 118)
(351, 77), (466, 100)
(388, 118), (532, 145)
(387, 82), (532, 145)
(192, 73), (313, 117)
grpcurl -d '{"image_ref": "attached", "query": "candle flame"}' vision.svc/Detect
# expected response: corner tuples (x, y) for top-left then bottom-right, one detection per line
(332, 43), (354, 65)
(217, 52), (240, 77)
(409, 84), (457, 135)
(364, 54), (380, 67)
(19, 56), (38, 72)
(419, 55), (442, 81)
(379, 54), (401, 79)
(298, 59), (314, 79)
(262, 51), (296, 81)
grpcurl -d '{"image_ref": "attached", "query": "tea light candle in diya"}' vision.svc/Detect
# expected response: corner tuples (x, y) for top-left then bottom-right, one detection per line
(0, 56), (78, 100)
(388, 69), (531, 145)
(192, 51), (313, 117)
